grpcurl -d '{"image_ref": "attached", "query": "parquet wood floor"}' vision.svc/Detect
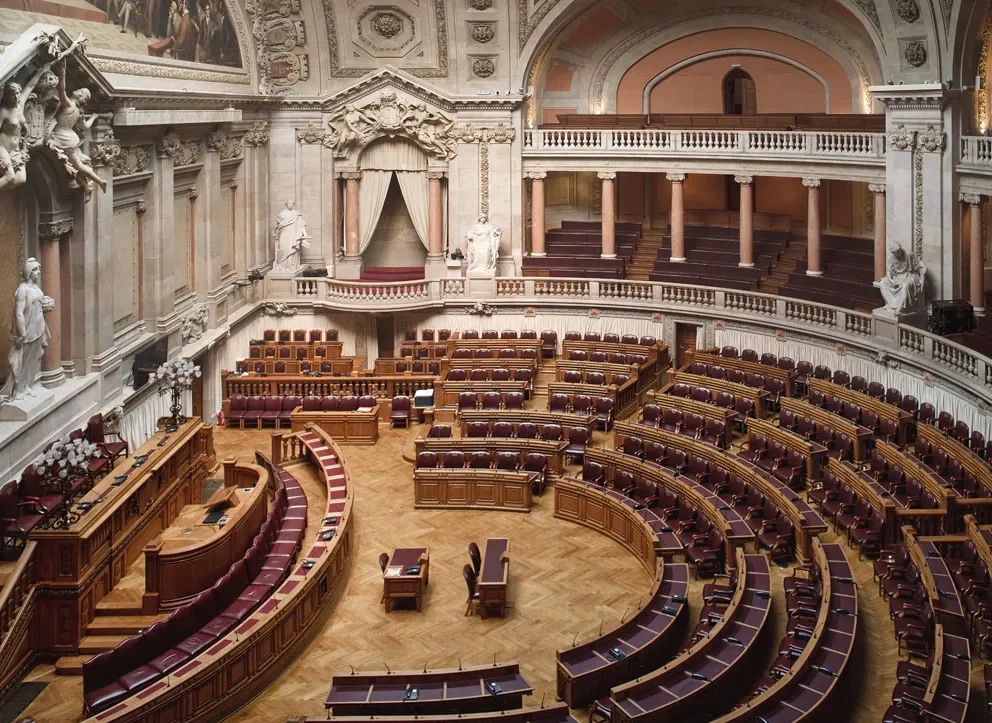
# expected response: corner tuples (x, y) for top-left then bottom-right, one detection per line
(11, 396), (990, 722)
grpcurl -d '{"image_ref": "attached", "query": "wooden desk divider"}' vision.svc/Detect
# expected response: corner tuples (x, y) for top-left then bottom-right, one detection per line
(809, 378), (914, 445)
(779, 397), (873, 461)
(223, 374), (435, 401)
(615, 422), (827, 563)
(902, 526), (967, 636)
(917, 424), (992, 497)
(457, 410), (597, 437)
(416, 437), (568, 476)
(413, 468), (535, 512)
(547, 378), (639, 420)
(744, 417), (828, 480)
(650, 392), (736, 448)
(434, 380), (530, 408)
(234, 358), (354, 376)
(672, 372), (771, 418)
(290, 403), (381, 445)
(688, 350), (796, 397)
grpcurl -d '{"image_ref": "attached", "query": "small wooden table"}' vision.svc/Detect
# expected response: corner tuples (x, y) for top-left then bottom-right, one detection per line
(383, 547), (430, 612)
(478, 538), (509, 619)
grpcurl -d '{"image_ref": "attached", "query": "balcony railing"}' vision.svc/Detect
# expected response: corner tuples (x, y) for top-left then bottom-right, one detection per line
(275, 275), (992, 396)
(960, 136), (992, 167)
(522, 129), (886, 163)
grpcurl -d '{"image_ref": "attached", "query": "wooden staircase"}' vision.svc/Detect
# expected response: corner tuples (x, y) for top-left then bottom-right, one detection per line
(54, 604), (169, 676)
(627, 229), (666, 281)
(757, 239), (805, 294)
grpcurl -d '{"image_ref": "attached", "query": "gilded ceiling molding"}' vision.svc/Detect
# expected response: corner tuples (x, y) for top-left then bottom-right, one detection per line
(323, 0), (449, 78)
(589, 7), (876, 113)
(977, 10), (992, 131)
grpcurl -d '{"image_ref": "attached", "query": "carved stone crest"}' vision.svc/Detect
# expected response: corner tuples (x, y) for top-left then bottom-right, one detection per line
(895, 0), (920, 22)
(263, 302), (297, 316)
(471, 23), (495, 43)
(207, 132), (244, 160)
(156, 132), (181, 159)
(452, 122), (514, 143)
(245, 0), (310, 95)
(473, 57), (496, 78)
(90, 129), (122, 168)
(888, 124), (914, 151)
(916, 124), (945, 153)
(469, 0), (492, 8)
(243, 121), (270, 146)
(180, 304), (209, 343)
(113, 145), (150, 176)
(904, 41), (927, 67)
(371, 12), (403, 38)
(297, 91), (457, 160)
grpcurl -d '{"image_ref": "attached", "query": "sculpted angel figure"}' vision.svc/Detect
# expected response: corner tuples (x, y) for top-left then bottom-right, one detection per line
(49, 61), (107, 197)
(327, 105), (373, 155)
(0, 63), (54, 194)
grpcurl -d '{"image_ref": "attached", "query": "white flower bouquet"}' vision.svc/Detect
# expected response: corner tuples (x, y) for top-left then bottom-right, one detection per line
(33, 435), (101, 481)
(149, 357), (202, 392)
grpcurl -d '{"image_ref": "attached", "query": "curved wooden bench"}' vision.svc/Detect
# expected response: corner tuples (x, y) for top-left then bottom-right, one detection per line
(689, 350), (796, 397)
(457, 410), (596, 438)
(648, 393), (736, 448)
(324, 662), (532, 715)
(744, 417), (827, 481)
(415, 437), (567, 476)
(809, 378), (913, 445)
(917, 424), (992, 496)
(290, 702), (579, 723)
(81, 427), (354, 723)
(615, 423), (827, 563)
(672, 372), (770, 418)
(780, 397), (873, 462)
(714, 539), (856, 722)
(902, 526), (966, 636)
(609, 551), (772, 723)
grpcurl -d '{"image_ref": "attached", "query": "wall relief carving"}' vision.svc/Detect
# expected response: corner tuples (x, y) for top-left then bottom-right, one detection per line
(916, 124), (945, 153)
(471, 24), (495, 43)
(472, 57), (496, 77)
(243, 121), (271, 146)
(888, 124), (914, 151)
(895, 0), (920, 22)
(180, 304), (209, 343)
(158, 136), (202, 167)
(904, 40), (927, 67)
(297, 91), (457, 160)
(470, 0), (492, 8)
(245, 0), (310, 95)
(113, 145), (150, 176)
(371, 11), (403, 38)
(207, 131), (244, 160)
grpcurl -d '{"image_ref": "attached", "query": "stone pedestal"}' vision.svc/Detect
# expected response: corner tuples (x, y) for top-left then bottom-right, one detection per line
(872, 306), (926, 344)
(446, 258), (464, 278)
(0, 388), (56, 422)
(337, 256), (363, 280)
(424, 255), (448, 279)
(466, 273), (497, 298)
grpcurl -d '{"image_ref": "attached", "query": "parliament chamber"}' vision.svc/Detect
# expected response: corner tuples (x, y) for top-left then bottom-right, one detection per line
(5, 0), (992, 721)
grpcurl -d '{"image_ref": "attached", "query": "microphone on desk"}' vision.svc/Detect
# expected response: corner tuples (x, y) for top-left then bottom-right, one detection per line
(599, 619), (604, 635)
(572, 632), (578, 647)
(620, 607), (630, 623)
(458, 658), (462, 671)
(385, 664), (392, 674)
(350, 665), (356, 675)
(423, 659), (429, 673)
(493, 653), (497, 667)
(540, 694), (546, 710)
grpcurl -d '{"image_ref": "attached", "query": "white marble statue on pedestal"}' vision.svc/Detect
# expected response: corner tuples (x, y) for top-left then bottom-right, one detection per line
(1, 257), (54, 402)
(465, 215), (501, 276)
(879, 243), (926, 316)
(272, 199), (311, 273)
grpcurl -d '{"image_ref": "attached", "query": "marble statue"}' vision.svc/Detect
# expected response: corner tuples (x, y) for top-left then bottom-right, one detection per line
(465, 215), (501, 275)
(880, 243), (926, 315)
(1, 258), (53, 402)
(0, 63), (53, 194)
(272, 199), (311, 272)
(49, 61), (107, 198)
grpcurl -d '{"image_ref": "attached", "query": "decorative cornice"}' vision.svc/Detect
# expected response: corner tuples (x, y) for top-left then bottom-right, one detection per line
(426, 171), (446, 180)
(38, 219), (73, 240)
(243, 121), (270, 146)
(597, 171), (617, 180)
(916, 124), (945, 153)
(666, 172), (686, 183)
(90, 57), (250, 86)
(802, 178), (821, 188)
(871, 86), (951, 110)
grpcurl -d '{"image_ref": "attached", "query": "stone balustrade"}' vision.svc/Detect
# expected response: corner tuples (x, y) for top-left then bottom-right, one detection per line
(270, 275), (992, 402)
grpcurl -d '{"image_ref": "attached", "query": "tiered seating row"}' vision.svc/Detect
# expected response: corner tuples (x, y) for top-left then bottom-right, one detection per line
(225, 394), (378, 429)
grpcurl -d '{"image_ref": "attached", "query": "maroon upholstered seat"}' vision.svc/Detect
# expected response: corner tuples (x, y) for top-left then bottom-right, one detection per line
(391, 396), (411, 427)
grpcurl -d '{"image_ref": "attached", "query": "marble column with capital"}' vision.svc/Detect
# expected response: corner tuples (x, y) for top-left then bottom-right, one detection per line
(803, 178), (823, 276)
(424, 171), (446, 279)
(667, 173), (686, 262)
(38, 220), (70, 389)
(963, 193), (985, 314)
(526, 172), (547, 256)
(599, 171), (617, 258)
(735, 175), (754, 267)
(338, 172), (363, 279)
(869, 183), (886, 286)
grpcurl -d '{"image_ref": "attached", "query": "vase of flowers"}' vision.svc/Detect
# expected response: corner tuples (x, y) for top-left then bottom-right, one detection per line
(32, 435), (102, 529)
(149, 357), (201, 430)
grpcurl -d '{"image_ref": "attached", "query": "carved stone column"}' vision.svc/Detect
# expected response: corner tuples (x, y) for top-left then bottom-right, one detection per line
(736, 175), (754, 267)
(338, 172), (363, 280)
(869, 183), (886, 286)
(667, 173), (686, 262)
(38, 219), (70, 389)
(425, 171), (446, 279)
(963, 193), (985, 315)
(527, 172), (547, 256)
(599, 172), (617, 258)
(803, 178), (823, 276)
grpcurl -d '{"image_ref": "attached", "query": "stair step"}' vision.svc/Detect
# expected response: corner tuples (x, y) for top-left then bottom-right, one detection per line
(94, 599), (146, 616)
(55, 655), (93, 675)
(86, 614), (168, 636)
(79, 635), (129, 654)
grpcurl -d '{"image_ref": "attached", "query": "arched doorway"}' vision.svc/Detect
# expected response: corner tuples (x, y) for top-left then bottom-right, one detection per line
(722, 67), (757, 115)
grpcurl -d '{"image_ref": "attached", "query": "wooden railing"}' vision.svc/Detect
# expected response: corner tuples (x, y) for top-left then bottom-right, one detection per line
(0, 542), (38, 699)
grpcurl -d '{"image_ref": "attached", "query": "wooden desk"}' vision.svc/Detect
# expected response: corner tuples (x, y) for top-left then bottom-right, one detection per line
(417, 437), (568, 476)
(615, 422), (828, 564)
(922, 626), (970, 723)
(457, 410), (596, 438)
(447, 339), (541, 358)
(324, 662), (531, 715)
(234, 358), (354, 375)
(249, 340), (345, 358)
(689, 350), (796, 397)
(374, 357), (448, 376)
(384, 547), (430, 612)
(672, 372), (770, 418)
(780, 397), (873, 461)
(478, 538), (509, 618)
(650, 392), (736, 448)
(141, 458), (270, 613)
(312, 702), (579, 723)
(809, 378), (913, 444)
(413, 469), (534, 512)
(290, 404), (380, 445)
(434, 381), (529, 408)
(449, 358), (539, 372)
(903, 527), (966, 636)
(918, 424), (992, 496)
(745, 417), (828, 480)
(223, 374), (435, 400)
(555, 561), (689, 708)
(561, 340), (670, 370)
(548, 378), (638, 420)
(31, 420), (213, 652)
(555, 358), (658, 394)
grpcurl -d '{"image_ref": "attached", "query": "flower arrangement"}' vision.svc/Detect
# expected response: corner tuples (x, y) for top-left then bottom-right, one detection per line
(33, 435), (102, 529)
(150, 357), (201, 429)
